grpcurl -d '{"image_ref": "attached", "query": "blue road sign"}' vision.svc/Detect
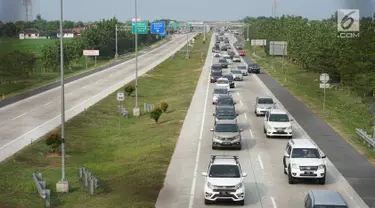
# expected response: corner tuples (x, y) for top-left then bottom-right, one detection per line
(151, 22), (165, 34)
(159, 31), (166, 36)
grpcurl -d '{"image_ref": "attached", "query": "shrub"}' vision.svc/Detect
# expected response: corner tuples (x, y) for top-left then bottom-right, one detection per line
(124, 84), (135, 96)
(202, 40), (206, 44)
(150, 106), (163, 123)
(160, 102), (169, 112)
(45, 132), (61, 153)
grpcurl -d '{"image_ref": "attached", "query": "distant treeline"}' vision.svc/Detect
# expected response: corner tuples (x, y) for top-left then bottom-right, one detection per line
(244, 14), (375, 98)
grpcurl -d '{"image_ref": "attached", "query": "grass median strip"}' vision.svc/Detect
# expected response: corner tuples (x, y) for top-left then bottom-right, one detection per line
(0, 34), (209, 207)
(245, 43), (375, 165)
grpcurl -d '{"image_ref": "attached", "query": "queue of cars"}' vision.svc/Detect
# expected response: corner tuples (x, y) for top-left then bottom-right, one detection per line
(201, 32), (348, 207)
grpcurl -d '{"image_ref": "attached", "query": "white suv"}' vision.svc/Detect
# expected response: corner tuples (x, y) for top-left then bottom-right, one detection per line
(216, 77), (230, 92)
(263, 109), (293, 138)
(201, 155), (247, 205)
(283, 139), (327, 184)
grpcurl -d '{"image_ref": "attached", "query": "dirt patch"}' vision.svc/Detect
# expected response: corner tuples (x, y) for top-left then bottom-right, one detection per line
(44, 152), (71, 158)
(194, 68), (202, 72)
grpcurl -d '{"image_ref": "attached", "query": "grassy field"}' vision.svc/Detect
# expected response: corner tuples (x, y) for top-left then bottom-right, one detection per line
(0, 38), (73, 55)
(244, 42), (375, 165)
(0, 34), (209, 208)
(0, 38), (164, 99)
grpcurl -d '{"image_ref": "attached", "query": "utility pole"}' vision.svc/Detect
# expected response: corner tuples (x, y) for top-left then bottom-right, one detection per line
(115, 24), (118, 59)
(133, 0), (140, 117)
(56, 0), (69, 193)
(185, 25), (189, 59)
(203, 25), (206, 40)
(247, 24), (250, 41)
(282, 44), (286, 82)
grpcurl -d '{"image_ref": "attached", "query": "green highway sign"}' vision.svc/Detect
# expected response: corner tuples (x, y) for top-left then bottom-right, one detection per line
(170, 23), (179, 28)
(188, 23), (192, 27)
(132, 21), (149, 34)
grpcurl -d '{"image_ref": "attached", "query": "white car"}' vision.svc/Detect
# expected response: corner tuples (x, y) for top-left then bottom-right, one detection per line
(215, 77), (230, 92)
(237, 65), (248, 76)
(254, 96), (276, 116)
(283, 139), (327, 185)
(232, 55), (241, 62)
(263, 109), (293, 138)
(222, 54), (232, 65)
(231, 69), (243, 81)
(212, 87), (229, 104)
(202, 155), (247, 205)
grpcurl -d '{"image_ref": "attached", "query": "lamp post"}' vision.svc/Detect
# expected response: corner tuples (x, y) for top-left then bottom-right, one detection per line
(132, 0), (141, 117)
(56, 0), (69, 193)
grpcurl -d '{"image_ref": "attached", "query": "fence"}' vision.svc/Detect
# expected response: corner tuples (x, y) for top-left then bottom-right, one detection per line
(144, 103), (155, 113)
(79, 167), (99, 195)
(355, 128), (375, 150)
(32, 172), (51, 207)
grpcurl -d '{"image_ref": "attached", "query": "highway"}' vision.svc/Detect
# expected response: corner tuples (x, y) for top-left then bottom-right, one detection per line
(0, 33), (196, 162)
(156, 34), (369, 207)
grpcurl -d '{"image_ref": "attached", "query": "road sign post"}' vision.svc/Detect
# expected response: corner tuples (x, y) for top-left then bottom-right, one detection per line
(83, 50), (99, 69)
(319, 73), (330, 111)
(117, 92), (125, 135)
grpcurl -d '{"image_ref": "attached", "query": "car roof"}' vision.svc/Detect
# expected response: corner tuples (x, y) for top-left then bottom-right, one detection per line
(217, 95), (233, 99)
(216, 119), (237, 125)
(212, 158), (237, 165)
(309, 190), (347, 206)
(217, 77), (228, 81)
(257, 96), (273, 100)
(269, 108), (287, 114)
(289, 139), (317, 149)
(216, 105), (235, 110)
(214, 86), (228, 90)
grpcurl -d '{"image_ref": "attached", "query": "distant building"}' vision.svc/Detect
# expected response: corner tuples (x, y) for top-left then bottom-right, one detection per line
(19, 28), (41, 39)
(57, 29), (75, 38)
(72, 27), (87, 36)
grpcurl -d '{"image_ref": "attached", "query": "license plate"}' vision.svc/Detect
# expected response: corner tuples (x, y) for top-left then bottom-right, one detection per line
(277, 131), (284, 133)
(223, 142), (231, 145)
(304, 171), (313, 174)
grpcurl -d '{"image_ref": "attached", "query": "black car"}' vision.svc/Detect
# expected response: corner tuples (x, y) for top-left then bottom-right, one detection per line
(214, 43), (220, 48)
(222, 74), (235, 88)
(248, 63), (260, 73)
(227, 51), (235, 59)
(213, 105), (238, 125)
(211, 63), (223, 70)
(220, 46), (227, 51)
(218, 58), (228, 68)
(215, 95), (236, 112)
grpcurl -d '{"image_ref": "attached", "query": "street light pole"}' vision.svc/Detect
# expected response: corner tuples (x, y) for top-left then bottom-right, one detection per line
(185, 26), (189, 59)
(115, 24), (118, 59)
(133, 0), (140, 117)
(56, 0), (69, 193)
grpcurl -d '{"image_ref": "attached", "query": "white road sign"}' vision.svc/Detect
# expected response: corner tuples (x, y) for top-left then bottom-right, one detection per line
(117, 92), (125, 101)
(320, 73), (330, 83)
(320, 83), (330, 89)
(83, 50), (99, 56)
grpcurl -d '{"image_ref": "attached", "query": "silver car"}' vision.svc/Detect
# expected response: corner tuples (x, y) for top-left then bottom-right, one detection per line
(237, 65), (248, 76)
(210, 119), (243, 150)
(254, 96), (276, 116)
(231, 69), (243, 81)
(212, 87), (229, 104)
(232, 55), (241, 62)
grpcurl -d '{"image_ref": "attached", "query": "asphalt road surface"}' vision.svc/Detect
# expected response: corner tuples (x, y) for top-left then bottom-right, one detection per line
(0, 33), (196, 162)
(156, 34), (369, 208)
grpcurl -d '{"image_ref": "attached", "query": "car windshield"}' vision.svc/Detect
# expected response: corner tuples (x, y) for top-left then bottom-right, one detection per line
(291, 148), (320, 158)
(215, 123), (238, 132)
(232, 70), (241, 74)
(237, 47), (243, 50)
(258, 98), (274, 104)
(223, 75), (233, 81)
(209, 165), (240, 178)
(269, 114), (289, 122)
(314, 206), (348, 208)
(214, 88), (228, 94)
(234, 56), (240, 59)
(237, 65), (246, 69)
(223, 56), (230, 59)
(217, 80), (229, 84)
(217, 109), (235, 116)
(217, 98), (234, 105)
(211, 72), (221, 76)
(219, 59), (226, 63)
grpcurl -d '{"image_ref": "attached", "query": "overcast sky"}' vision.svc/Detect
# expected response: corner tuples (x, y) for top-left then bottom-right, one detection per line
(0, 0), (374, 22)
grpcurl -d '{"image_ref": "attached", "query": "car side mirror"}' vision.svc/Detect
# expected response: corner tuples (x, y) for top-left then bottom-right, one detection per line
(321, 155), (326, 158)
(290, 118), (294, 121)
(210, 128), (214, 132)
(234, 102), (237, 105)
(242, 173), (247, 177)
(213, 113), (216, 116)
(239, 129), (243, 132)
(201, 172), (207, 176)
(284, 154), (290, 158)
(236, 113), (239, 116)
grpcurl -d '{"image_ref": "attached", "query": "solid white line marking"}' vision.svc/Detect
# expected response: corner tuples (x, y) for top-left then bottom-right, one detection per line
(271, 196), (277, 208)
(188, 40), (213, 208)
(236, 92), (239, 95)
(82, 85), (87, 89)
(257, 154), (264, 170)
(66, 92), (73, 96)
(95, 79), (101, 84)
(244, 113), (248, 119)
(240, 100), (243, 106)
(43, 101), (52, 106)
(12, 113), (26, 120)
(249, 129), (254, 138)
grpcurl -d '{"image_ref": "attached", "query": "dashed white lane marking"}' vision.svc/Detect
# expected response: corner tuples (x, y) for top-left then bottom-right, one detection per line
(95, 79), (102, 84)
(237, 92), (240, 95)
(271, 196), (277, 208)
(240, 100), (243, 106)
(66, 92), (73, 96)
(12, 113), (26, 120)
(249, 129), (254, 138)
(257, 154), (264, 170)
(43, 101), (52, 106)
(244, 113), (248, 119)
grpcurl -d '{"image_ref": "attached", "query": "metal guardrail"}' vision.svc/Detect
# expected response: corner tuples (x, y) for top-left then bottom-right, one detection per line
(79, 167), (99, 195)
(144, 103), (155, 113)
(355, 128), (375, 150)
(32, 172), (50, 207)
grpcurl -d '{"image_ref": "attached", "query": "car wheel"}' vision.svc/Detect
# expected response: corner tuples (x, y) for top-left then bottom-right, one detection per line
(283, 159), (287, 174)
(205, 199), (212, 205)
(238, 200), (244, 205)
(236, 145), (242, 150)
(288, 167), (296, 184)
(263, 127), (266, 133)
(212, 145), (216, 150)
(266, 135), (270, 138)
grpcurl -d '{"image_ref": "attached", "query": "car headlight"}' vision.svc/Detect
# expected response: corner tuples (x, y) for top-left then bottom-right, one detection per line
(213, 135), (219, 139)
(235, 183), (243, 189)
(287, 126), (292, 130)
(318, 164), (325, 170)
(291, 164), (299, 169)
(207, 182), (213, 189)
(235, 135), (241, 139)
